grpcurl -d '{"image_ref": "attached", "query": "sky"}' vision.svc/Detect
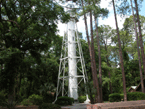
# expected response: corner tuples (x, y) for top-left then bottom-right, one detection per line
(57, 0), (145, 38)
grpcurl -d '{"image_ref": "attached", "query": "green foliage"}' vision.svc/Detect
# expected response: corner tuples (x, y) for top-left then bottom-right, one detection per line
(39, 103), (61, 109)
(55, 96), (74, 106)
(42, 93), (54, 103)
(70, 98), (74, 103)
(120, 94), (124, 101)
(0, 91), (7, 106)
(111, 68), (123, 93)
(78, 81), (96, 104)
(109, 92), (145, 102)
(0, 0), (70, 102)
(123, 15), (145, 34)
(21, 99), (33, 106)
(127, 92), (145, 101)
(4, 101), (17, 109)
(78, 96), (86, 103)
(109, 93), (121, 102)
(28, 94), (43, 105)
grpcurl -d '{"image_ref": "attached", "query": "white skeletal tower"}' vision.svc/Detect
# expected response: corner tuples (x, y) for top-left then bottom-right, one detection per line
(54, 1), (89, 102)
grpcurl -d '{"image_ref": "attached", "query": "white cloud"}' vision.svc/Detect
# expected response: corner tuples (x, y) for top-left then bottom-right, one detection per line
(57, 21), (66, 36)
(77, 16), (91, 39)
(99, 0), (128, 29)
(100, 0), (112, 11)
(99, 13), (128, 29)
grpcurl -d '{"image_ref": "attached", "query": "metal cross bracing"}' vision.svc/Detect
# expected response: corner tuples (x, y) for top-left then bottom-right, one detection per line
(54, 18), (89, 102)
(53, 1), (90, 103)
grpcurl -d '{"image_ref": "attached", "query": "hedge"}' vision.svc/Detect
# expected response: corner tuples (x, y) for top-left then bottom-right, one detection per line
(21, 99), (33, 106)
(127, 92), (145, 101)
(109, 92), (145, 102)
(55, 96), (74, 106)
(28, 94), (43, 105)
(78, 96), (86, 103)
(42, 93), (54, 103)
(109, 93), (121, 102)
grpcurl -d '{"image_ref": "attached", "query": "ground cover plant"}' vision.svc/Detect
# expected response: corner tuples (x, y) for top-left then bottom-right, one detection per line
(55, 96), (74, 106)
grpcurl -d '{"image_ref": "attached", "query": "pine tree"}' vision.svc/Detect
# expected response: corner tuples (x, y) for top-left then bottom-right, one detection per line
(131, 0), (144, 93)
(112, 0), (127, 101)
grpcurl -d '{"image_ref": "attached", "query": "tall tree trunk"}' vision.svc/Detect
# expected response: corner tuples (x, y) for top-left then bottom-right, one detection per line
(112, 0), (127, 101)
(134, 0), (145, 78)
(94, 16), (103, 102)
(131, 0), (144, 93)
(81, 0), (101, 103)
(90, 10), (101, 103)
(80, 0), (94, 89)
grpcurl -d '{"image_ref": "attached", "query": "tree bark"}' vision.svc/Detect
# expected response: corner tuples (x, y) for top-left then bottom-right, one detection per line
(112, 0), (127, 101)
(90, 10), (101, 103)
(94, 16), (103, 102)
(81, 0), (101, 103)
(80, 0), (94, 87)
(131, 0), (144, 93)
(134, 0), (145, 78)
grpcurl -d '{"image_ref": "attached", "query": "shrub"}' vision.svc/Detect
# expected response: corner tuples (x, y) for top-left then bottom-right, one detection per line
(109, 92), (145, 102)
(39, 103), (61, 109)
(0, 91), (7, 106)
(78, 96), (86, 103)
(120, 94), (124, 101)
(70, 98), (74, 103)
(5, 101), (17, 109)
(55, 96), (73, 106)
(90, 95), (95, 103)
(42, 93), (54, 103)
(109, 93), (121, 102)
(28, 94), (43, 105)
(127, 92), (145, 101)
(21, 99), (33, 106)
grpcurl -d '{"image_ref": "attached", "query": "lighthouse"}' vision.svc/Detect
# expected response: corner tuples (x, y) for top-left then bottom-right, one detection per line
(67, 3), (78, 99)
(54, 0), (90, 102)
